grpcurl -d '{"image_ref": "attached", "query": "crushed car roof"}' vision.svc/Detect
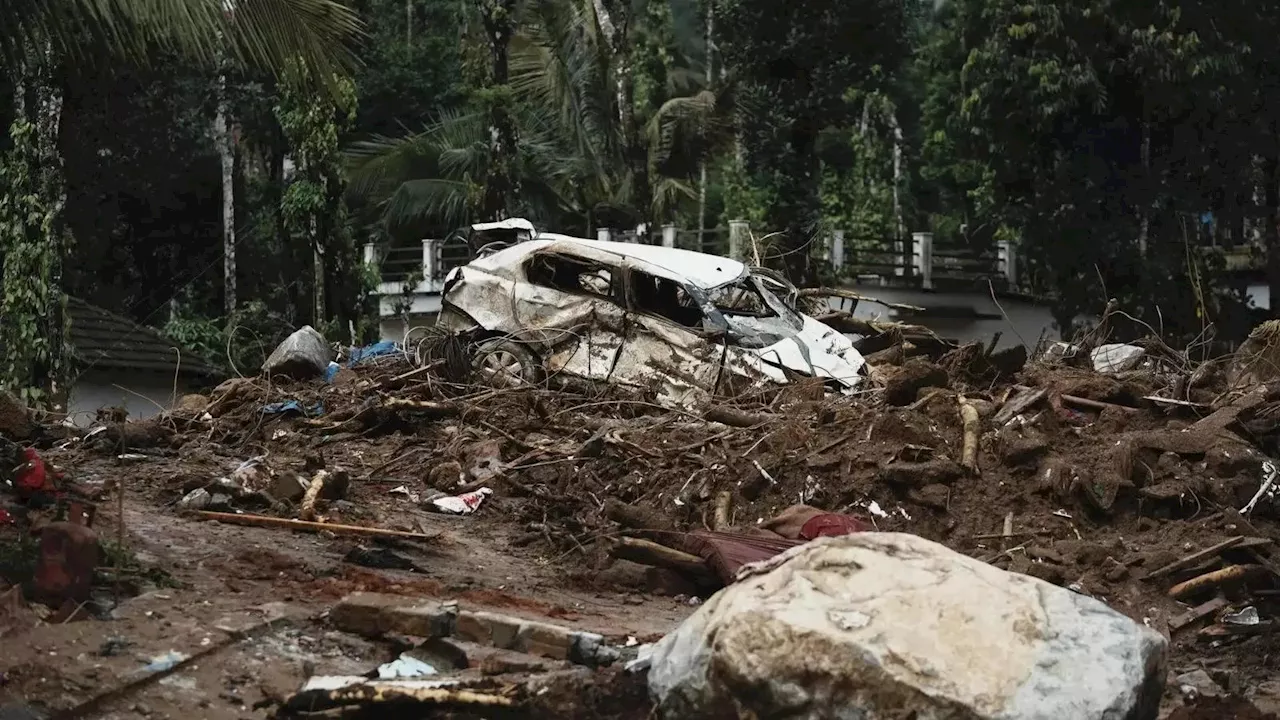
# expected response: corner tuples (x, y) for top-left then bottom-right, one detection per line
(474, 234), (749, 289)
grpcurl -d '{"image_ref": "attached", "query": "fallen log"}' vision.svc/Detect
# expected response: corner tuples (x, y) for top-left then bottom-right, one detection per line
(1169, 596), (1230, 633)
(383, 397), (462, 417)
(299, 470), (329, 522)
(1146, 537), (1244, 580)
(712, 491), (733, 531)
(604, 498), (675, 533)
(1060, 394), (1138, 414)
(194, 511), (438, 541)
(610, 537), (719, 587)
(1168, 564), (1265, 600)
(704, 405), (775, 428)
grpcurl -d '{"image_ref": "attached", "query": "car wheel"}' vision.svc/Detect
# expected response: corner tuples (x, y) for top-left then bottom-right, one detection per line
(472, 338), (544, 388)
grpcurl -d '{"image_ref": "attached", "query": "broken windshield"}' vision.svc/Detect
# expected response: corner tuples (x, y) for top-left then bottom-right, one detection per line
(709, 275), (804, 347)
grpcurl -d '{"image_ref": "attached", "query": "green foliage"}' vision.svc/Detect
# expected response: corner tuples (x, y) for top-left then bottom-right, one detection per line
(277, 58), (360, 330)
(715, 0), (911, 283)
(0, 115), (64, 407)
(163, 300), (296, 376)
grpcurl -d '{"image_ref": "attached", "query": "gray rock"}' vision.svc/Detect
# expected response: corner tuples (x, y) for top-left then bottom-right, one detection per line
(177, 488), (211, 511)
(1175, 669), (1223, 699)
(261, 326), (332, 379)
(647, 533), (1167, 720)
(1092, 343), (1146, 373)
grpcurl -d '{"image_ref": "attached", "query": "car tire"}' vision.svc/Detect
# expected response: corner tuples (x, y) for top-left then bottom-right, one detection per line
(471, 338), (544, 388)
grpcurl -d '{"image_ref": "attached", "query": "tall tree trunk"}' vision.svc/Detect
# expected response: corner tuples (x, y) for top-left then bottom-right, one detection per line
(695, 0), (715, 251)
(478, 0), (519, 221)
(1264, 147), (1280, 314)
(35, 49), (66, 405)
(215, 71), (237, 316)
(888, 107), (904, 247)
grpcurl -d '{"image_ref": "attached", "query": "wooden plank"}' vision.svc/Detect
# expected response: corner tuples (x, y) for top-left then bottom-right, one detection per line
(1170, 596), (1229, 632)
(1147, 536), (1245, 579)
(194, 511), (440, 541)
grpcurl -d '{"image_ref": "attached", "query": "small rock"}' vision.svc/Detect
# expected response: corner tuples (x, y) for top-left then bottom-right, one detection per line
(267, 472), (309, 504)
(1175, 669), (1223, 699)
(1003, 436), (1050, 466)
(428, 461), (464, 488)
(1103, 558), (1130, 583)
(879, 459), (965, 488)
(907, 484), (951, 511)
(177, 488), (211, 511)
(1092, 344), (1146, 373)
(881, 358), (949, 406)
(1026, 545), (1067, 565)
(624, 595), (645, 606)
(1023, 561), (1068, 586)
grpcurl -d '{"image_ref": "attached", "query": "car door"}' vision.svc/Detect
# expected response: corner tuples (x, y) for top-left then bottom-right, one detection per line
(611, 263), (724, 406)
(513, 250), (626, 382)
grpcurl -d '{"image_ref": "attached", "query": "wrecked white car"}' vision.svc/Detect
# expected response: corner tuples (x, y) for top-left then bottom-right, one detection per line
(437, 235), (866, 406)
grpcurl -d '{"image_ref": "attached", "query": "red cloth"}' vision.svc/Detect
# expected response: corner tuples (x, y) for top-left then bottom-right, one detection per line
(799, 513), (871, 540)
(15, 448), (59, 497)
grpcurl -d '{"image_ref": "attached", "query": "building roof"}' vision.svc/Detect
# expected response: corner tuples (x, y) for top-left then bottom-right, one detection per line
(65, 297), (217, 378)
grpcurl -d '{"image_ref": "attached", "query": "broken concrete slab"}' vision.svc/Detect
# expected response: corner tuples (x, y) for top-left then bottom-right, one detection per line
(647, 533), (1167, 720)
(329, 592), (457, 638)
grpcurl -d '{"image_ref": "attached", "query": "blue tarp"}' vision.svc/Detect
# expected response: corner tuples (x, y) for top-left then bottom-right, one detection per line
(261, 400), (324, 417)
(347, 341), (400, 366)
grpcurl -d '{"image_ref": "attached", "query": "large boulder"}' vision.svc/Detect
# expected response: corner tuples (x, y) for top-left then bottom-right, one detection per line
(648, 533), (1167, 720)
(262, 326), (332, 379)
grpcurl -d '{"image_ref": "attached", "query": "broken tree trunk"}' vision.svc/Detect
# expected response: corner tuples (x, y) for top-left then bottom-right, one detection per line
(299, 470), (329, 521)
(609, 537), (718, 587)
(712, 491), (733, 531)
(959, 396), (980, 474)
(1168, 564), (1265, 600)
(705, 405), (775, 428)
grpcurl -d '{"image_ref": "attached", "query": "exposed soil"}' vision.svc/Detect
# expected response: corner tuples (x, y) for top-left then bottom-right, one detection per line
(3, 342), (1280, 717)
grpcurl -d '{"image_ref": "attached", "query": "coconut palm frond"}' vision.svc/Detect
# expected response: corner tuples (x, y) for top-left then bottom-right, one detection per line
(1, 0), (362, 89)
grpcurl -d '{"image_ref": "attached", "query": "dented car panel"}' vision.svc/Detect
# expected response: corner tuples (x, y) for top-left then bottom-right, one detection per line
(439, 234), (865, 405)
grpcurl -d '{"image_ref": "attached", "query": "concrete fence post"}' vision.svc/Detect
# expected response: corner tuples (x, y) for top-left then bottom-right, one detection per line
(831, 229), (845, 273)
(597, 228), (612, 243)
(998, 239), (1019, 289)
(728, 220), (749, 260)
(912, 232), (934, 289)
(363, 242), (377, 266)
(662, 224), (677, 248)
(422, 238), (439, 287)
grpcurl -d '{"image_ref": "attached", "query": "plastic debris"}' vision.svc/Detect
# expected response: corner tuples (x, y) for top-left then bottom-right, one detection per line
(348, 341), (400, 366)
(261, 400), (325, 417)
(139, 650), (188, 674)
(1223, 606), (1261, 626)
(376, 654), (438, 679)
(428, 487), (492, 515)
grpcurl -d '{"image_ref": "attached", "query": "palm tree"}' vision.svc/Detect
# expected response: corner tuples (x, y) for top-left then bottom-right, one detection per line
(3, 0), (361, 82)
(347, 0), (736, 240)
(1, 0), (363, 404)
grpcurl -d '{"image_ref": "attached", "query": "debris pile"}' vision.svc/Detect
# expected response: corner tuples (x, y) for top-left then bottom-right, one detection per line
(6, 318), (1280, 717)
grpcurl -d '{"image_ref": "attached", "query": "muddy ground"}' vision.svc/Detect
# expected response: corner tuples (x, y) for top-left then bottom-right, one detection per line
(3, 345), (1280, 718)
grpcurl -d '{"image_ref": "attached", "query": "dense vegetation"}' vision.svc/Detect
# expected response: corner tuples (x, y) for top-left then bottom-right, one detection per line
(2, 0), (1279, 401)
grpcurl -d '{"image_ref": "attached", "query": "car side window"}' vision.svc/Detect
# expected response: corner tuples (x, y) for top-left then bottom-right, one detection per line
(527, 253), (615, 299)
(628, 270), (705, 329)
